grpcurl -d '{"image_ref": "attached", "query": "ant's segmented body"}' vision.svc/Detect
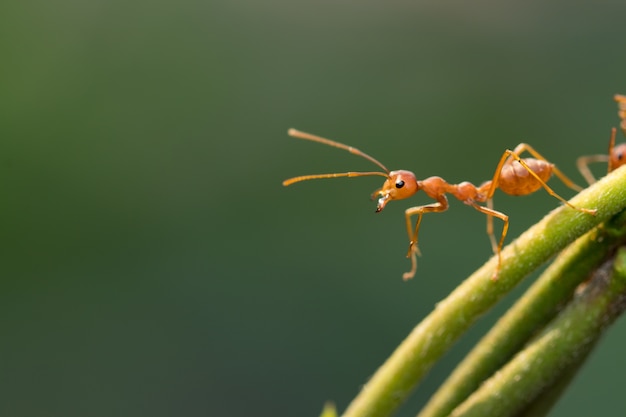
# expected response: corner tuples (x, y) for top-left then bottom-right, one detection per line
(284, 129), (596, 280)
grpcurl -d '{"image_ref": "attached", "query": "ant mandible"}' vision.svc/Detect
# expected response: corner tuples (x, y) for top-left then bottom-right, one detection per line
(577, 94), (626, 184)
(283, 128), (597, 280)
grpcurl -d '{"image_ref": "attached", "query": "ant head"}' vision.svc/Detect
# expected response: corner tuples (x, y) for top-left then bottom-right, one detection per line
(375, 170), (419, 212)
(610, 143), (626, 171)
(606, 127), (626, 172)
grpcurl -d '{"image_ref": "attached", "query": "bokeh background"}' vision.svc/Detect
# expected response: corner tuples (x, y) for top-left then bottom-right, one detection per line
(3, 1), (626, 416)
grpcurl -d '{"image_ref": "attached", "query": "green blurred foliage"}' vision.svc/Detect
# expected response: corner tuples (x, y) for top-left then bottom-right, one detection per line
(1, 1), (626, 416)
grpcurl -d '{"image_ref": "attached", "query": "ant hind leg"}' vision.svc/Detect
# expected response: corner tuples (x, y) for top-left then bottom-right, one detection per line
(469, 201), (509, 280)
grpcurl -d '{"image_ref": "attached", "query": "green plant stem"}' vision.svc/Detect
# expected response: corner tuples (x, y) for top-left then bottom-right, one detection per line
(515, 343), (597, 417)
(448, 248), (626, 417)
(518, 245), (626, 417)
(417, 209), (626, 417)
(341, 166), (626, 417)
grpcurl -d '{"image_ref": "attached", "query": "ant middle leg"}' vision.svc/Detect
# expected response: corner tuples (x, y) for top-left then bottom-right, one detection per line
(475, 199), (509, 280)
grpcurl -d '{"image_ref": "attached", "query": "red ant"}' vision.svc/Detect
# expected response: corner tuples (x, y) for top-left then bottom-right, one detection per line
(283, 128), (597, 280)
(577, 94), (626, 183)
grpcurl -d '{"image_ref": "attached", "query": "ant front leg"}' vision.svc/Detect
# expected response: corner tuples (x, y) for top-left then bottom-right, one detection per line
(402, 196), (449, 280)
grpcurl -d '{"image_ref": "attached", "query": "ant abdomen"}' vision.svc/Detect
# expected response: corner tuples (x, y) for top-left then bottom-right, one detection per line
(498, 159), (553, 196)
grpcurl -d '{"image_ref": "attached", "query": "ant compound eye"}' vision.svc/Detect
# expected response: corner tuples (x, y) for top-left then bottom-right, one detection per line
(395, 180), (405, 189)
(618, 152), (624, 161)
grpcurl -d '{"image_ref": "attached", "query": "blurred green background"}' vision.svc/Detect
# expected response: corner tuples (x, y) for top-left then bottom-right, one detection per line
(3, 1), (626, 416)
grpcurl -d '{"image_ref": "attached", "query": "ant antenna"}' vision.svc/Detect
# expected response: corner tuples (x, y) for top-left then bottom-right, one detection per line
(607, 126), (618, 173)
(282, 129), (391, 186)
